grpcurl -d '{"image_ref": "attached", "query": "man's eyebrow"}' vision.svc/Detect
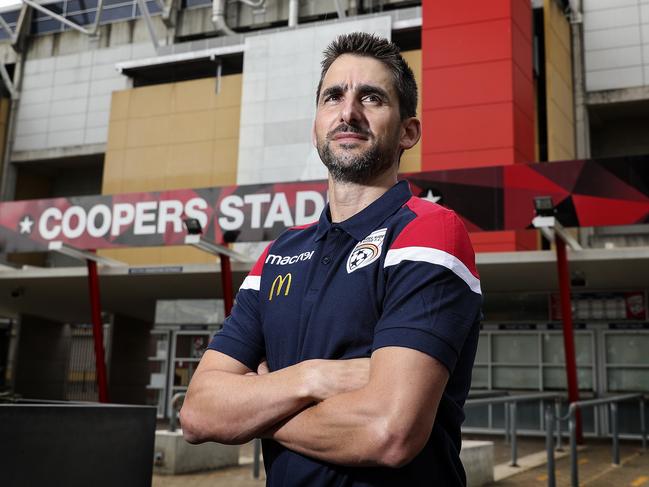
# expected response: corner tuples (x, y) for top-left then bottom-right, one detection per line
(356, 84), (390, 100)
(320, 83), (391, 102)
(320, 84), (345, 101)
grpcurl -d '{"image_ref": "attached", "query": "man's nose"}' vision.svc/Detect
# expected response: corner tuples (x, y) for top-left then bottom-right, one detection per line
(340, 96), (363, 125)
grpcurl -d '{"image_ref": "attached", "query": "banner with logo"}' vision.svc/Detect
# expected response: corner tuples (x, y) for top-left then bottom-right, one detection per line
(1, 155), (648, 253)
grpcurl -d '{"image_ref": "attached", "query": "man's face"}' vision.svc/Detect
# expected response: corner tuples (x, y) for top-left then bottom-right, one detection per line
(314, 54), (403, 184)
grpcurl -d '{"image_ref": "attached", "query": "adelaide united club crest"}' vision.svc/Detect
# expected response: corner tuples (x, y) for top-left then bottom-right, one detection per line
(346, 228), (387, 274)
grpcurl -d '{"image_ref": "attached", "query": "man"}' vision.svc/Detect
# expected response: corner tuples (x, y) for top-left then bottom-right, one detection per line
(181, 32), (482, 486)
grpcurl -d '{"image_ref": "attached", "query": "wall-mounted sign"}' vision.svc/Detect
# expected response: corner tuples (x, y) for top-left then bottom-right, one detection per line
(550, 291), (647, 321)
(1, 156), (648, 253)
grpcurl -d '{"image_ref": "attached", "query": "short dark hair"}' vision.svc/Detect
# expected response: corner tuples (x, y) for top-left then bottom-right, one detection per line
(316, 32), (418, 120)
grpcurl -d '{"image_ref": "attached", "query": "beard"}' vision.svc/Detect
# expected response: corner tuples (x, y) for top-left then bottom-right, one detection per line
(317, 123), (397, 184)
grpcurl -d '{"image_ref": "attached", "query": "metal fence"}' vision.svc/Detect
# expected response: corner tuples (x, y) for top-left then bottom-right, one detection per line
(465, 391), (565, 467)
(544, 393), (647, 487)
(169, 389), (647, 484)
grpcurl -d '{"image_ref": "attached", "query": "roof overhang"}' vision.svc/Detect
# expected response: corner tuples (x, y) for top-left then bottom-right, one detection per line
(0, 261), (251, 323)
(1, 248), (648, 323)
(115, 44), (245, 75)
(477, 247), (649, 293)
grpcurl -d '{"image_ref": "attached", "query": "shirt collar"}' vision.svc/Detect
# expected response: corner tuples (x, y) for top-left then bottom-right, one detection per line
(314, 180), (412, 242)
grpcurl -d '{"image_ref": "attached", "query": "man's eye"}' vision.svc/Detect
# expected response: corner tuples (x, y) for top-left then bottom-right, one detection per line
(324, 94), (341, 103)
(362, 94), (381, 103)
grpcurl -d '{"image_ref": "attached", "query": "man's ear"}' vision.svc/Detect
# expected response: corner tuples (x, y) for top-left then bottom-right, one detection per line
(399, 117), (422, 151)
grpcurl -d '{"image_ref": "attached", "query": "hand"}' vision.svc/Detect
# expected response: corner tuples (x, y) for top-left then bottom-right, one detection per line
(245, 358), (270, 376)
(304, 358), (371, 402)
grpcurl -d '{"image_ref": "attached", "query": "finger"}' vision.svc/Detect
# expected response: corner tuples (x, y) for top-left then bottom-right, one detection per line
(258, 360), (270, 375)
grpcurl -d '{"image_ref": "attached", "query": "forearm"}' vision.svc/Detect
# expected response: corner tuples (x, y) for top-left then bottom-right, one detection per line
(266, 348), (448, 468)
(181, 363), (312, 445)
(265, 387), (393, 467)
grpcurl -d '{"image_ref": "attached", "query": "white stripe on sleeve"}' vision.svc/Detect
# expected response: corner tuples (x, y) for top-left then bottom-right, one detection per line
(384, 246), (482, 295)
(240, 275), (261, 291)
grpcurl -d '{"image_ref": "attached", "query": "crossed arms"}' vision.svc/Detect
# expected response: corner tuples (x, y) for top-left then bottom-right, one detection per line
(180, 346), (449, 468)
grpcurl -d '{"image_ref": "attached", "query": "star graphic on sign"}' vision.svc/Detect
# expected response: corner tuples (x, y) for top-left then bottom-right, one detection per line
(18, 215), (34, 234)
(421, 189), (442, 204)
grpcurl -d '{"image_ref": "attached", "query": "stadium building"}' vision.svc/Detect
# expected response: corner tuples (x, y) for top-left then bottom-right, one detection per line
(0, 0), (647, 439)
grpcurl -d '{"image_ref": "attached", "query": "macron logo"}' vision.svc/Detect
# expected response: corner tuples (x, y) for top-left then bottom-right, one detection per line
(266, 251), (314, 266)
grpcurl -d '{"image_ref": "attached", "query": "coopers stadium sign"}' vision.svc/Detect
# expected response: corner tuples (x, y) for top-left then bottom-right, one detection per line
(36, 192), (325, 240)
(0, 183), (329, 253)
(1, 157), (648, 253)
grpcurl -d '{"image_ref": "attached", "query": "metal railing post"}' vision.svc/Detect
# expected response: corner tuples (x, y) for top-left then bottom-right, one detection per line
(555, 398), (563, 451)
(510, 402), (518, 467)
(611, 402), (620, 465)
(504, 402), (510, 445)
(570, 407), (579, 487)
(253, 438), (261, 478)
(640, 398), (647, 452)
(169, 392), (185, 432)
(545, 406), (556, 487)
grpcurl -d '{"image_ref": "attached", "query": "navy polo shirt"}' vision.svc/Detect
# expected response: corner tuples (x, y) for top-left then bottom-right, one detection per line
(208, 180), (482, 487)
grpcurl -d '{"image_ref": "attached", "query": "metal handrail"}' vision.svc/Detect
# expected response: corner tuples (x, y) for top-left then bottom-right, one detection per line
(465, 392), (565, 467)
(169, 392), (186, 432)
(544, 393), (647, 487)
(465, 391), (562, 407)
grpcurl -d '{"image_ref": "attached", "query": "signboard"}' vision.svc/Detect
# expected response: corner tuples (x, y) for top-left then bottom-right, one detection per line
(1, 156), (648, 253)
(550, 291), (647, 321)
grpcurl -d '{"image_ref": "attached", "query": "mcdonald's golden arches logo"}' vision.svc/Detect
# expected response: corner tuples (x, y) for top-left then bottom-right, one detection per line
(269, 273), (292, 300)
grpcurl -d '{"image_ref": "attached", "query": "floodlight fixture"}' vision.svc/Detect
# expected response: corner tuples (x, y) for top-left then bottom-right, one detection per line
(531, 197), (583, 251)
(533, 196), (555, 217)
(183, 217), (203, 235)
(182, 220), (252, 262)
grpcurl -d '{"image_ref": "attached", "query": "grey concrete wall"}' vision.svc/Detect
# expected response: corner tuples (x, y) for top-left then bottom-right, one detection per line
(236, 15), (392, 185)
(14, 314), (70, 400)
(583, 0), (649, 91)
(14, 41), (156, 157)
(109, 313), (152, 404)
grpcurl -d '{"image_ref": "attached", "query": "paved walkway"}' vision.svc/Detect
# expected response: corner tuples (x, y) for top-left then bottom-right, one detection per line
(487, 440), (648, 487)
(152, 437), (649, 487)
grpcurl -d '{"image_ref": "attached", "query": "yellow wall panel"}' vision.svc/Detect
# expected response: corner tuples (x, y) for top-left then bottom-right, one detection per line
(213, 75), (243, 109)
(400, 49), (422, 173)
(128, 83), (173, 118)
(173, 78), (217, 113)
(107, 119), (128, 150)
(169, 110), (216, 144)
(544, 0), (576, 162)
(158, 245), (214, 265)
(102, 149), (125, 194)
(100, 247), (161, 265)
(212, 139), (238, 185)
(100, 245), (215, 266)
(110, 91), (130, 121)
(126, 116), (171, 148)
(121, 146), (168, 192)
(102, 74), (242, 266)
(166, 141), (214, 189)
(214, 106), (241, 140)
